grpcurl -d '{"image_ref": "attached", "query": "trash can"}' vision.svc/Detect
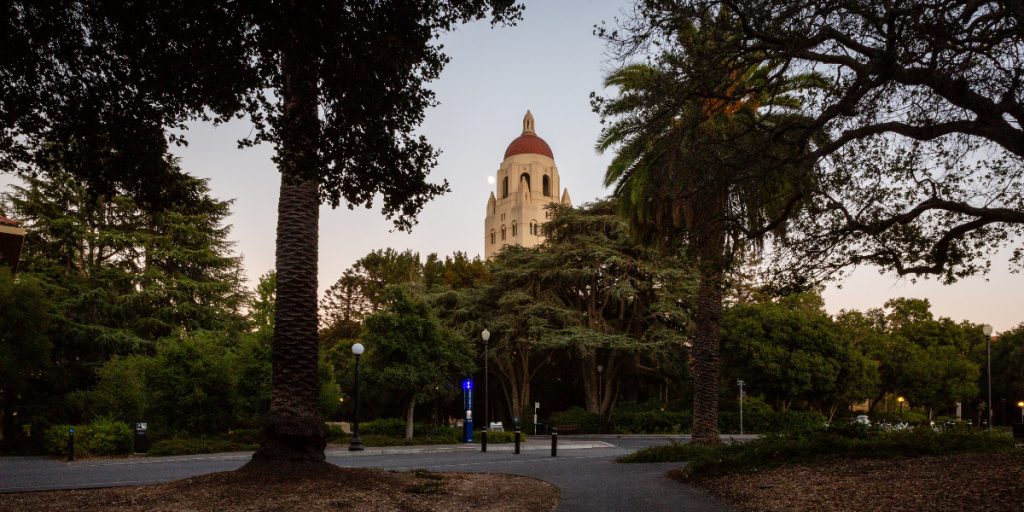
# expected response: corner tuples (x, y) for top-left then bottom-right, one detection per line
(134, 422), (148, 454)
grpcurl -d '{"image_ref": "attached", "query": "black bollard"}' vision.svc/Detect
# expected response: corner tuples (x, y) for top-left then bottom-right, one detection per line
(481, 430), (488, 452)
(514, 427), (521, 454)
(551, 426), (558, 457)
(67, 427), (75, 462)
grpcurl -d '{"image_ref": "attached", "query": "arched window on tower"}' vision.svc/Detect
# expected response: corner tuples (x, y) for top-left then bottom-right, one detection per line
(503, 176), (508, 198)
(501, 225), (506, 241)
(543, 175), (550, 196)
(490, 230), (495, 244)
(520, 172), (530, 192)
(511, 221), (517, 237)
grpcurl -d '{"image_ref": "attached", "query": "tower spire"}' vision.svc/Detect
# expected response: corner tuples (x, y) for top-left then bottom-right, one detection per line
(522, 110), (535, 135)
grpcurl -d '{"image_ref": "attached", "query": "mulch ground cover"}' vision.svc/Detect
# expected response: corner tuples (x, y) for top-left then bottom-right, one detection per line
(688, 452), (1024, 512)
(0, 465), (559, 512)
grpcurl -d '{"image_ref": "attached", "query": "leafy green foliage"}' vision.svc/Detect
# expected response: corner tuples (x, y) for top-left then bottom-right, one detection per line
(722, 293), (878, 414)
(548, 407), (601, 434)
(0, 269), (51, 440)
(1, 165), (250, 448)
(612, 409), (692, 434)
(146, 331), (238, 435)
(594, 10), (823, 444)
(988, 324), (1024, 420)
(148, 436), (257, 457)
(362, 286), (475, 438)
(42, 418), (133, 456)
(620, 430), (1015, 479)
(836, 298), (979, 416)
(76, 355), (153, 424)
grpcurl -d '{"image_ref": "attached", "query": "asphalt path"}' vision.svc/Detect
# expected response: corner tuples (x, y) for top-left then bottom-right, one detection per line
(0, 435), (742, 511)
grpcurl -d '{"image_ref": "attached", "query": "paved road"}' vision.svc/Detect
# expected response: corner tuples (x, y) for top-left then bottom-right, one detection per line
(1, 435), (741, 511)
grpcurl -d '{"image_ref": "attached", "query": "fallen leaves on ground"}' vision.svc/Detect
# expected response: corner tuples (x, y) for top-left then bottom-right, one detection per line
(688, 452), (1024, 512)
(0, 466), (559, 512)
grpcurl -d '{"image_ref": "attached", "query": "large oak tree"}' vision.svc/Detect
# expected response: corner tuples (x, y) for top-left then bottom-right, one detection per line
(617, 0), (1024, 283)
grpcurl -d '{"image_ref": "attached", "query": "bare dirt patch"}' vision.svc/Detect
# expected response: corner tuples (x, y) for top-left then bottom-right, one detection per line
(0, 466), (559, 512)
(688, 452), (1024, 512)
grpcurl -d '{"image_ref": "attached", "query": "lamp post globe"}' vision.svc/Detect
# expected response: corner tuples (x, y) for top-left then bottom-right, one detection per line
(349, 343), (365, 451)
(1018, 401), (1024, 424)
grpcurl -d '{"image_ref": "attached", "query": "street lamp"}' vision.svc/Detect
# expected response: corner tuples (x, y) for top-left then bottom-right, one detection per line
(481, 329), (490, 452)
(349, 342), (364, 451)
(1017, 401), (1023, 424)
(897, 396), (905, 421)
(596, 364), (604, 434)
(982, 324), (993, 431)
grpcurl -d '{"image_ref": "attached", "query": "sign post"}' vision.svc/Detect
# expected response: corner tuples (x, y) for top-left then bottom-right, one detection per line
(462, 378), (474, 443)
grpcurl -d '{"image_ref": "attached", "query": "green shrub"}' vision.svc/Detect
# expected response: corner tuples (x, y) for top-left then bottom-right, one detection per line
(719, 408), (827, 435)
(327, 424), (348, 443)
(84, 417), (133, 455)
(148, 436), (256, 456)
(43, 424), (83, 457)
(548, 407), (600, 434)
(360, 418), (408, 437)
(147, 332), (238, 436)
(873, 410), (929, 424)
(414, 424), (459, 440)
(619, 440), (714, 463)
(357, 434), (459, 447)
(42, 419), (133, 456)
(621, 430), (1015, 480)
(613, 410), (691, 434)
(358, 419), (458, 442)
(763, 410), (828, 435)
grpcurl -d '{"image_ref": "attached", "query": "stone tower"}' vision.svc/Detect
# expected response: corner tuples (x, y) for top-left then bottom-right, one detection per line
(484, 111), (571, 259)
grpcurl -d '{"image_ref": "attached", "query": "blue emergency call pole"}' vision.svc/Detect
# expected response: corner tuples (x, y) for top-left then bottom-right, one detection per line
(462, 378), (474, 443)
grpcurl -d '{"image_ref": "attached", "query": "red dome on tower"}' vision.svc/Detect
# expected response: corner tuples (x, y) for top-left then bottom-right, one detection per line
(504, 133), (553, 160)
(503, 110), (553, 160)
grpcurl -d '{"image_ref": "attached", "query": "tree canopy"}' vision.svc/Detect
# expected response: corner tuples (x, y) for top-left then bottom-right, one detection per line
(612, 1), (1024, 283)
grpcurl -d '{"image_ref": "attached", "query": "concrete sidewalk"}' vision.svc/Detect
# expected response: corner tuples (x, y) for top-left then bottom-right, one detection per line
(325, 438), (611, 456)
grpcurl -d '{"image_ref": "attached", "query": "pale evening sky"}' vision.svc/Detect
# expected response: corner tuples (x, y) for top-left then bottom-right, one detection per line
(9, 1), (1022, 332)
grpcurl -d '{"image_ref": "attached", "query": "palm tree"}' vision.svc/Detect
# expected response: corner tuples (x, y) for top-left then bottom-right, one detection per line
(596, 15), (820, 444)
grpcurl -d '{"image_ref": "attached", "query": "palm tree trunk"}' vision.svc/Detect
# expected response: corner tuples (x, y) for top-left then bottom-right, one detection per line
(691, 228), (726, 445)
(247, 9), (326, 467)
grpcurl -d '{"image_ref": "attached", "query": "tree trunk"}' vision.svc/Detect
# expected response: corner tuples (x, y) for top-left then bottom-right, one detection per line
(691, 228), (726, 445)
(247, 6), (326, 468)
(405, 398), (416, 439)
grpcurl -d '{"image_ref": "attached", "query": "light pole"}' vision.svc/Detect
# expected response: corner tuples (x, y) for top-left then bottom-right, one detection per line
(596, 364), (603, 433)
(1018, 401), (1023, 424)
(983, 324), (993, 431)
(897, 396), (905, 421)
(481, 329), (490, 451)
(737, 379), (745, 435)
(349, 342), (364, 451)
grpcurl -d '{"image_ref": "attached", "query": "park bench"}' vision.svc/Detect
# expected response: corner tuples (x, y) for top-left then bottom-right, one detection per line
(555, 424), (577, 434)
